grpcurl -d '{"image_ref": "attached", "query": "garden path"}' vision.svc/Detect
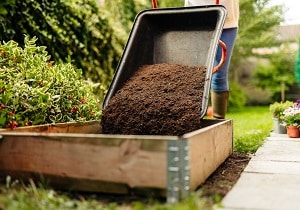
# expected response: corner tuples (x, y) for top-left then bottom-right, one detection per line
(220, 132), (300, 210)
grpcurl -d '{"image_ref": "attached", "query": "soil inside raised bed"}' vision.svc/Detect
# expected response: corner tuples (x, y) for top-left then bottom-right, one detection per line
(101, 63), (207, 136)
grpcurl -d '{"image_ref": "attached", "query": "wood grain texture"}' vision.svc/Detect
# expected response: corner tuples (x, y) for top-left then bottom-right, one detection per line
(186, 120), (233, 190)
(0, 135), (167, 189)
(0, 120), (101, 133)
(0, 119), (233, 197)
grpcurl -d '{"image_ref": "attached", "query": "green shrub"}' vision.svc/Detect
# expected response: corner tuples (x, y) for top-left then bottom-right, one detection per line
(269, 100), (294, 118)
(0, 0), (122, 99)
(0, 0), (15, 15)
(228, 82), (246, 111)
(0, 36), (101, 129)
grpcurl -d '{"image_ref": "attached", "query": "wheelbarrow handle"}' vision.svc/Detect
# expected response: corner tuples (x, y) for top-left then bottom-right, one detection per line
(213, 40), (227, 74)
(152, 0), (158, 8)
(152, 0), (219, 7)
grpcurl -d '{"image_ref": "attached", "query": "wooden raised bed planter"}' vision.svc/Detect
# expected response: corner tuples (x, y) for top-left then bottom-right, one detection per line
(0, 119), (232, 202)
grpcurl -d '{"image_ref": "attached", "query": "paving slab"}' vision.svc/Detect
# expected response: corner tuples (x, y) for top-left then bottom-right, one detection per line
(245, 160), (300, 174)
(220, 133), (300, 210)
(221, 173), (300, 210)
(268, 133), (293, 140)
(252, 140), (300, 162)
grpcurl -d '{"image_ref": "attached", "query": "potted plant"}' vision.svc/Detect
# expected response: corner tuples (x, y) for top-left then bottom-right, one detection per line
(281, 103), (300, 138)
(269, 101), (294, 134)
(0, 36), (101, 130)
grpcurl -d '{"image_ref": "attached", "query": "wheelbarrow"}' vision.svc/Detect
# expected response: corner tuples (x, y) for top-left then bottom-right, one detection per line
(103, 2), (227, 119)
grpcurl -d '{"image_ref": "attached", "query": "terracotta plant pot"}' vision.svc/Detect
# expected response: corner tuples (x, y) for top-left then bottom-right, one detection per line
(286, 126), (300, 138)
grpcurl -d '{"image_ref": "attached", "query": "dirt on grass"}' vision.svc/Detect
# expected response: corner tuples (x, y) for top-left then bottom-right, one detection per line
(199, 152), (251, 198)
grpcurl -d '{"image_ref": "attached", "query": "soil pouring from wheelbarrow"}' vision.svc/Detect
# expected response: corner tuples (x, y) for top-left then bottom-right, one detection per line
(0, 6), (233, 203)
(101, 5), (227, 135)
(103, 5), (227, 117)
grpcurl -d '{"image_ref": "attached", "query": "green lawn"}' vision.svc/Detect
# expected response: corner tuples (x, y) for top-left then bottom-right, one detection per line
(0, 106), (274, 210)
(227, 106), (273, 153)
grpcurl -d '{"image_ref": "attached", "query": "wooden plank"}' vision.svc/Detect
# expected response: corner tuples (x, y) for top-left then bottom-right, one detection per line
(0, 132), (174, 150)
(186, 119), (233, 190)
(0, 134), (168, 191)
(0, 120), (101, 134)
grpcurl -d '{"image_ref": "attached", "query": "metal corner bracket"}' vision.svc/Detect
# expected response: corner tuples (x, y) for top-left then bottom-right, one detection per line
(166, 139), (190, 203)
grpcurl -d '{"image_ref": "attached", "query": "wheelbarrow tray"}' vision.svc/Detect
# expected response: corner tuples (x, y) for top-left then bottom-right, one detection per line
(103, 5), (227, 118)
(0, 119), (232, 202)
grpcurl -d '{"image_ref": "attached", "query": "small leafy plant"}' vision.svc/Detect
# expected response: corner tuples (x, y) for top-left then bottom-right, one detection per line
(269, 100), (294, 119)
(0, 36), (101, 129)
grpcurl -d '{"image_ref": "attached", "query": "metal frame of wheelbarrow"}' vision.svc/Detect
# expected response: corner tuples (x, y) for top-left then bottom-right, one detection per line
(103, 5), (227, 120)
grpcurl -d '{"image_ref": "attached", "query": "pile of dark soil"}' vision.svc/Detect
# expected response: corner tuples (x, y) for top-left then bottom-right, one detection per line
(101, 63), (207, 136)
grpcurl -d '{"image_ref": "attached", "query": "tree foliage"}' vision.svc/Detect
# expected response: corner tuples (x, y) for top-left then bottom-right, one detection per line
(226, 0), (285, 104)
(253, 46), (296, 100)
(155, 0), (184, 8)
(0, 0), (121, 101)
(232, 0), (284, 66)
(0, 0), (16, 15)
(101, 0), (151, 59)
